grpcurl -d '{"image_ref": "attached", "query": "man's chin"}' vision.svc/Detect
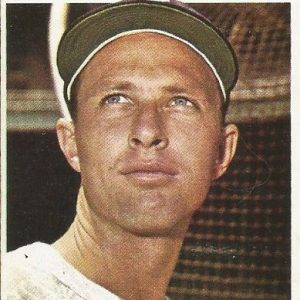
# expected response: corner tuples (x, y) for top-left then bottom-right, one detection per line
(108, 189), (193, 237)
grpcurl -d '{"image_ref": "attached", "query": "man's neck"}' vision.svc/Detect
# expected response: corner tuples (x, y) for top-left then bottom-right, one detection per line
(53, 187), (189, 300)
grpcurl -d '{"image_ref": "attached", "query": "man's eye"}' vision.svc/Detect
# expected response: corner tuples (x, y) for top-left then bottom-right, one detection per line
(169, 98), (194, 107)
(104, 95), (131, 104)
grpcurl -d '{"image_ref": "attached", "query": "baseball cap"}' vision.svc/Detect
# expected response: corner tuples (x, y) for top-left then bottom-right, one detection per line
(57, 0), (238, 103)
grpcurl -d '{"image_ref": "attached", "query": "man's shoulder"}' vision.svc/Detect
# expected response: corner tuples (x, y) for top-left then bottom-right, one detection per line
(5, 242), (55, 283)
(4, 242), (80, 299)
(4, 242), (122, 300)
(6, 242), (51, 267)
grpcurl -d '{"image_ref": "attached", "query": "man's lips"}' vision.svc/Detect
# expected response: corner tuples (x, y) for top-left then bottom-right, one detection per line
(119, 161), (178, 185)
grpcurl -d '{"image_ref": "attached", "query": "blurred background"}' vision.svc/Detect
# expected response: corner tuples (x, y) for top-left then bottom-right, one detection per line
(7, 3), (290, 300)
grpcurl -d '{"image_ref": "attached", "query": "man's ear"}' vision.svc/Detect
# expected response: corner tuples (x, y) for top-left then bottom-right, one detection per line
(56, 118), (81, 173)
(213, 124), (239, 180)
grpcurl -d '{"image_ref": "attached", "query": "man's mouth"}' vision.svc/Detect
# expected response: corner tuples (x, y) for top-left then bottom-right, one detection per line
(120, 161), (178, 185)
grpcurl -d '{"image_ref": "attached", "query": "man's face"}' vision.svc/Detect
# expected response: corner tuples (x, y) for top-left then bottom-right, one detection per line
(62, 33), (237, 236)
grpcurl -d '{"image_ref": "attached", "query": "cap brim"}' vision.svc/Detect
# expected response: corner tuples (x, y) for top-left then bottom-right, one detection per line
(57, 1), (238, 101)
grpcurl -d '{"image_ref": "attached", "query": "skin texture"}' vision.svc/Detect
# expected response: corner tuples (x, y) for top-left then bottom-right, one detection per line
(54, 32), (238, 300)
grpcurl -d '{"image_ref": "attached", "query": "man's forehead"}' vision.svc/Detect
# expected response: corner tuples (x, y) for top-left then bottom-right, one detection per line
(76, 32), (222, 106)
(82, 32), (216, 73)
(77, 31), (223, 100)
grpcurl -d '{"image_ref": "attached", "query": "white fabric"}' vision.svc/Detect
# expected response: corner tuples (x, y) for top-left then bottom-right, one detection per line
(4, 242), (121, 300)
(5, 242), (172, 300)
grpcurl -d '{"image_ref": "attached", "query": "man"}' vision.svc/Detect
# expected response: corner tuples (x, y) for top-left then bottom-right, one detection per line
(6, 1), (239, 299)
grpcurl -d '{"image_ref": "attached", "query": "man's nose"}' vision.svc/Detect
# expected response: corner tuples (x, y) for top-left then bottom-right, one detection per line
(128, 107), (168, 150)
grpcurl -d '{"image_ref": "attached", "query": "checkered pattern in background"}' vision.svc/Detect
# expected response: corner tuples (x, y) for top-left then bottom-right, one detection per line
(168, 120), (290, 300)
(192, 4), (290, 102)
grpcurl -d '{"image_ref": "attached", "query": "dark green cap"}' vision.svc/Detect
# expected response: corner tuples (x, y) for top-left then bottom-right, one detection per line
(57, 1), (238, 102)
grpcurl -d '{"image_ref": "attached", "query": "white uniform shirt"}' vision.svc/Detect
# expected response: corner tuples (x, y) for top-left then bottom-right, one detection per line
(5, 242), (171, 299)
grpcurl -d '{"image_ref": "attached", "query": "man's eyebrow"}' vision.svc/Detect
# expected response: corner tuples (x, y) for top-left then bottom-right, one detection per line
(162, 85), (210, 101)
(162, 82), (213, 95)
(105, 81), (137, 91)
(161, 86), (190, 94)
(87, 80), (137, 95)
